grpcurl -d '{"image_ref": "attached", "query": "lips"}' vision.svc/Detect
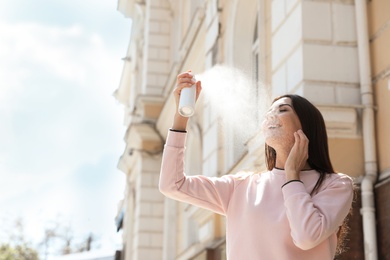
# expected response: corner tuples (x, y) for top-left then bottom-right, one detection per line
(261, 123), (282, 135)
(263, 120), (281, 129)
(261, 117), (282, 132)
(268, 124), (281, 129)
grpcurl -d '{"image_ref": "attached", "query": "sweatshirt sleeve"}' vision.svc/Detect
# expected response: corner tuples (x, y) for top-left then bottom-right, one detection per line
(281, 174), (354, 250)
(159, 130), (236, 215)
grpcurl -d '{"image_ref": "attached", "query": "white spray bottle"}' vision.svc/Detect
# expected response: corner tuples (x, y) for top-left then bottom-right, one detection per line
(178, 76), (196, 117)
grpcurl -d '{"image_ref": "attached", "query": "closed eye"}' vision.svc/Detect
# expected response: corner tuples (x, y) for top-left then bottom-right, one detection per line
(278, 104), (292, 112)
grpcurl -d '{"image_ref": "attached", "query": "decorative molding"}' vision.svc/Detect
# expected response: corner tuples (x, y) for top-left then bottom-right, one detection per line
(117, 123), (163, 174)
(136, 95), (165, 121)
(117, 0), (136, 18)
(118, 0), (145, 18)
(125, 123), (163, 152)
(318, 105), (361, 139)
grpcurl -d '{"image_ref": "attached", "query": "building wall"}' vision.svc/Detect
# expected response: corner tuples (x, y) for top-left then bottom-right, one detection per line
(375, 179), (390, 260)
(115, 0), (390, 259)
(368, 0), (390, 176)
(368, 0), (390, 259)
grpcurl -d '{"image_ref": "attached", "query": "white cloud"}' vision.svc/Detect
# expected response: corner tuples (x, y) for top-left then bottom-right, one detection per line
(0, 21), (120, 88)
(0, 17), (127, 247)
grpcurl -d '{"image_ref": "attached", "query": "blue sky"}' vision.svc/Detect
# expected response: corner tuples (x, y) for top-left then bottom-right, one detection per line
(0, 0), (131, 255)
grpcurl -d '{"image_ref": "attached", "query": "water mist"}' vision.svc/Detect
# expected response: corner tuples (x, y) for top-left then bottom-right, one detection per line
(197, 65), (270, 156)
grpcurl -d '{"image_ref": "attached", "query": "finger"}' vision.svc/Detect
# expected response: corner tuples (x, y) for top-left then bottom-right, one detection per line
(173, 77), (197, 100)
(293, 131), (305, 158)
(297, 132), (305, 150)
(297, 129), (309, 142)
(295, 130), (306, 144)
(177, 77), (196, 85)
(177, 72), (196, 84)
(177, 71), (193, 78)
(176, 81), (201, 99)
(293, 131), (300, 148)
(297, 130), (309, 159)
(295, 131), (300, 142)
(297, 130), (309, 151)
(176, 82), (193, 91)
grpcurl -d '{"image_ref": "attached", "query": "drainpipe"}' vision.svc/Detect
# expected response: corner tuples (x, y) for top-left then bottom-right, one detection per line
(354, 1), (378, 259)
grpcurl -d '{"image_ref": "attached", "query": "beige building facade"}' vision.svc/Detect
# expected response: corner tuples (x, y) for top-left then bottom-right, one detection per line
(114, 0), (390, 259)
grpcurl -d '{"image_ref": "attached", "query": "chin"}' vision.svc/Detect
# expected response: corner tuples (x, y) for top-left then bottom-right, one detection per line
(264, 136), (277, 149)
(264, 135), (294, 150)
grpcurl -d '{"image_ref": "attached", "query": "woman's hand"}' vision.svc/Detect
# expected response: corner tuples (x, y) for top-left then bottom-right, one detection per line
(171, 71), (202, 131)
(173, 71), (202, 109)
(285, 130), (309, 181)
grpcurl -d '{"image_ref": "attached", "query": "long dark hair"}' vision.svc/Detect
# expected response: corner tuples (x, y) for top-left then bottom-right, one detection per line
(265, 94), (334, 194)
(265, 94), (350, 255)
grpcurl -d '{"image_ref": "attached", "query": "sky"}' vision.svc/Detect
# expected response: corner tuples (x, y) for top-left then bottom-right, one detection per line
(0, 0), (131, 256)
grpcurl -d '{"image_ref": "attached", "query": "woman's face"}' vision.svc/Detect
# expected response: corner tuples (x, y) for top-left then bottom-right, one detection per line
(261, 97), (302, 148)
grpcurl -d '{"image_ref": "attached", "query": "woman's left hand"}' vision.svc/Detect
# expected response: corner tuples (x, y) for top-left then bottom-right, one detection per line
(285, 130), (309, 181)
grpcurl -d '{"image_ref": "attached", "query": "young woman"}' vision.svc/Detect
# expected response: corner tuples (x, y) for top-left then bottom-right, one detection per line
(159, 71), (354, 260)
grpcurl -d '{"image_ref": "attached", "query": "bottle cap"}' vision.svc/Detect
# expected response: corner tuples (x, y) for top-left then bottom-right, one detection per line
(179, 106), (195, 117)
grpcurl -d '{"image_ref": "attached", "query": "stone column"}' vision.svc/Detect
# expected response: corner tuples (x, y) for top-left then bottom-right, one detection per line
(118, 123), (164, 260)
(141, 0), (172, 96)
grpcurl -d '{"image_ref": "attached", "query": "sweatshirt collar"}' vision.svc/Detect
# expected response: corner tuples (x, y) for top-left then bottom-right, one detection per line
(271, 167), (316, 175)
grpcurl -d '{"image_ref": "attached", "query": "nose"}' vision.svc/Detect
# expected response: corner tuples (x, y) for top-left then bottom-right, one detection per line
(264, 110), (276, 121)
(261, 111), (275, 130)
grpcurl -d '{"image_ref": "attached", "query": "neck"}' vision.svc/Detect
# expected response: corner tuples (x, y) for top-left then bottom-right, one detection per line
(274, 146), (290, 169)
(274, 146), (311, 170)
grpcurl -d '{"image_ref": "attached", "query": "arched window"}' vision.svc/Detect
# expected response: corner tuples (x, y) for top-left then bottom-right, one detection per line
(224, 0), (260, 171)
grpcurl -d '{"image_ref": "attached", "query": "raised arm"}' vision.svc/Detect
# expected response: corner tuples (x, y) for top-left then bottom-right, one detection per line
(159, 130), (236, 215)
(171, 71), (202, 131)
(159, 71), (235, 215)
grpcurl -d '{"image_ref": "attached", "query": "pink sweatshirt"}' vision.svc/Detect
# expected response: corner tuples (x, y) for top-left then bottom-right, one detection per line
(159, 131), (354, 260)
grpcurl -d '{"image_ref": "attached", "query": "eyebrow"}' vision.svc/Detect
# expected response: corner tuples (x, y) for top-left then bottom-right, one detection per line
(279, 104), (292, 109)
(268, 103), (293, 112)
